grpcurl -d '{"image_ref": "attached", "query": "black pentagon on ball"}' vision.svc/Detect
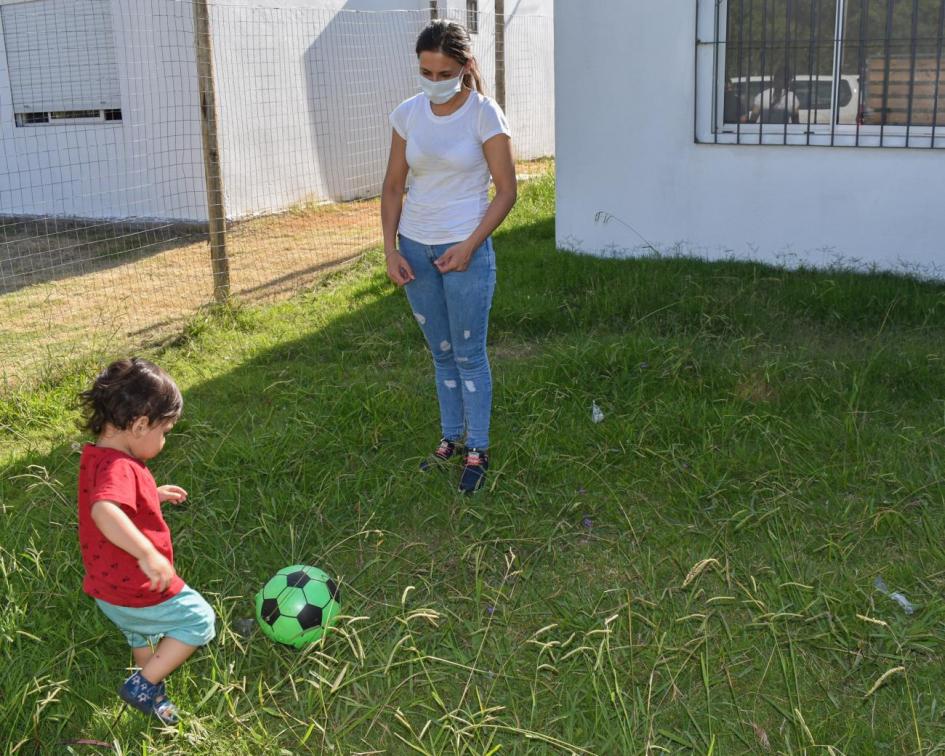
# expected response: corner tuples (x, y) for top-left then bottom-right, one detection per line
(326, 579), (341, 603)
(285, 571), (310, 589)
(260, 597), (280, 625)
(296, 603), (323, 630)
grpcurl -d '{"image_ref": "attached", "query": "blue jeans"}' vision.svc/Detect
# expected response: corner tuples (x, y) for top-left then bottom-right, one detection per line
(399, 234), (497, 449)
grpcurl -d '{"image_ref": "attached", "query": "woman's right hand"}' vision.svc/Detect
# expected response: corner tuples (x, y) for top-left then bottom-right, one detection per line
(385, 251), (415, 287)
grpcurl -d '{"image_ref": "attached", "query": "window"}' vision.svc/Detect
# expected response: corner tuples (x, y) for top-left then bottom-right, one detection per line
(466, 0), (479, 34)
(696, 0), (945, 148)
(1, 0), (121, 128)
(14, 109), (122, 127)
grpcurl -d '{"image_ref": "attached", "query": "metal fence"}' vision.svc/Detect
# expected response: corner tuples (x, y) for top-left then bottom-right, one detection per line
(0, 1), (554, 388)
(696, 0), (945, 148)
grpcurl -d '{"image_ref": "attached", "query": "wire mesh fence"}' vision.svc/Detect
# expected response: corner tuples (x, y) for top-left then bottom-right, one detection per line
(0, 1), (554, 389)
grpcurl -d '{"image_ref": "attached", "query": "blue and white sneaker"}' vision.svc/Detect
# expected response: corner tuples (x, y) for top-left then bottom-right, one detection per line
(118, 671), (180, 725)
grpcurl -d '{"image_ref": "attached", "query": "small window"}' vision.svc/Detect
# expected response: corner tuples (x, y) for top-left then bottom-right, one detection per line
(14, 112), (50, 126)
(50, 110), (100, 121)
(466, 0), (478, 34)
(13, 109), (121, 126)
(1, 0), (121, 127)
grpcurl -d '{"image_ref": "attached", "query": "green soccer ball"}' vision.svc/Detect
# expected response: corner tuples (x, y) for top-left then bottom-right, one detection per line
(254, 565), (341, 648)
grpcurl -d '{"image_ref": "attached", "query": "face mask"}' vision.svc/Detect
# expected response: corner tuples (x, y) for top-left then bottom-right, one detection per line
(418, 70), (464, 104)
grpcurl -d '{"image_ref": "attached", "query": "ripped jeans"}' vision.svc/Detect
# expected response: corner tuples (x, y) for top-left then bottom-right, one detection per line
(399, 234), (497, 450)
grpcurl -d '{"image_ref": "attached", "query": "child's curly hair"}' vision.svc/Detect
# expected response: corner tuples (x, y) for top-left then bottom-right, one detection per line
(79, 357), (183, 435)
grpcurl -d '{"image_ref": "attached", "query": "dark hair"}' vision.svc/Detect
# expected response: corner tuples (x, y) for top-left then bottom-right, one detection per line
(79, 357), (182, 435)
(769, 64), (792, 103)
(415, 19), (484, 94)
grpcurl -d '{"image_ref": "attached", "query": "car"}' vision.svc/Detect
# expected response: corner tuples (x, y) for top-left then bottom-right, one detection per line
(727, 74), (860, 125)
(791, 74), (859, 124)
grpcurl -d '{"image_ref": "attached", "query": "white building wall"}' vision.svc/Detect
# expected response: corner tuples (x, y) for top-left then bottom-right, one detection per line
(210, 0), (429, 217)
(554, 0), (944, 278)
(0, 0), (206, 222)
(438, 0), (554, 160)
(217, 0), (555, 218)
(0, 0), (555, 222)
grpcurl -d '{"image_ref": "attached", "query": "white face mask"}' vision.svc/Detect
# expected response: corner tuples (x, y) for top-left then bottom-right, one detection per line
(418, 70), (464, 104)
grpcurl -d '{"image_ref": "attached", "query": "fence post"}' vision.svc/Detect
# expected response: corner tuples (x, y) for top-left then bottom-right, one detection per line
(494, 0), (505, 111)
(193, 0), (230, 303)
(429, 1), (438, 20)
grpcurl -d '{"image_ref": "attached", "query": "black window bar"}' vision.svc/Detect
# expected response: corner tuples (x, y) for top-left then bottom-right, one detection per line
(697, 0), (945, 148)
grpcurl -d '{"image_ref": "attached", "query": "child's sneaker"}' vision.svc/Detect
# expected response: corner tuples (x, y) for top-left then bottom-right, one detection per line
(458, 449), (489, 494)
(419, 438), (460, 471)
(119, 671), (180, 725)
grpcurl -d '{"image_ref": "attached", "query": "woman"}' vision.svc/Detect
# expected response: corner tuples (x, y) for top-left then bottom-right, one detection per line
(750, 64), (800, 125)
(381, 19), (517, 494)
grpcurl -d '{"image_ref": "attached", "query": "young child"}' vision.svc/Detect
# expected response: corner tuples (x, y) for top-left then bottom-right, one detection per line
(77, 357), (215, 726)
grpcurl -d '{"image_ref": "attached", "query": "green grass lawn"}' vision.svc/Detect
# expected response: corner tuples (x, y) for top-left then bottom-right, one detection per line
(2, 170), (945, 753)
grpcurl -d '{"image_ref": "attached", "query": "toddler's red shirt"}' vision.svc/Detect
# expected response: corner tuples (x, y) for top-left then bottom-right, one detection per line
(78, 444), (184, 607)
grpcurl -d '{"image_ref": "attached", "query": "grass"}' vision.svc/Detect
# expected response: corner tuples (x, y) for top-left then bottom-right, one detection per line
(3, 167), (945, 753)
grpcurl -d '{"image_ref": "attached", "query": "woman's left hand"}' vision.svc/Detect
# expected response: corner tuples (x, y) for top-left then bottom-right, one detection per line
(434, 241), (476, 273)
(157, 485), (188, 504)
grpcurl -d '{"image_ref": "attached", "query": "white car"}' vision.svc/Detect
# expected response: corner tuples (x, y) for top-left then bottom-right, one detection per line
(791, 74), (860, 124)
(728, 74), (860, 125)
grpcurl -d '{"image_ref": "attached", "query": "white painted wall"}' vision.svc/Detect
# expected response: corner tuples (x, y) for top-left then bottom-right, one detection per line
(211, 1), (429, 217)
(437, 0), (554, 160)
(554, 0), (944, 278)
(0, 0), (206, 222)
(0, 0), (554, 222)
(216, 0), (555, 218)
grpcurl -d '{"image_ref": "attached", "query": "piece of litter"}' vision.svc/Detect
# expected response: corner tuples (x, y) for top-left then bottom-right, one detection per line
(582, 517), (593, 529)
(889, 592), (915, 614)
(591, 402), (605, 423)
(874, 576), (916, 615)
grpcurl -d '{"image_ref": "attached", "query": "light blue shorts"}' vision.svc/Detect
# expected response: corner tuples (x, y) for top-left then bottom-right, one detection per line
(96, 585), (216, 648)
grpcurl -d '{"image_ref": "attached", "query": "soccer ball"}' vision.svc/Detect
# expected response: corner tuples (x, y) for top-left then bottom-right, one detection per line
(254, 564), (341, 648)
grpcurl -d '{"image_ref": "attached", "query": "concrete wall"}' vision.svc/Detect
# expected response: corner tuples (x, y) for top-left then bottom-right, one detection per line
(554, 0), (944, 278)
(0, 0), (206, 222)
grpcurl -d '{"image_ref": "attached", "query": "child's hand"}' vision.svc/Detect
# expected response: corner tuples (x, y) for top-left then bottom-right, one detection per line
(139, 550), (176, 592)
(157, 485), (188, 504)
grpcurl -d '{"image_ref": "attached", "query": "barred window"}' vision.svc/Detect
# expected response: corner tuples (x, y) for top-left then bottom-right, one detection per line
(696, 0), (945, 148)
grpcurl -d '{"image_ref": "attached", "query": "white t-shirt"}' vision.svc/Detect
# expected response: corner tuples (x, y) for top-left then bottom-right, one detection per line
(389, 91), (511, 245)
(753, 88), (799, 114)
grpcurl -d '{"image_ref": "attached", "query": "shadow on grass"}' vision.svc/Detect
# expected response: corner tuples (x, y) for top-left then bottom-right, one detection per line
(0, 216), (209, 296)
